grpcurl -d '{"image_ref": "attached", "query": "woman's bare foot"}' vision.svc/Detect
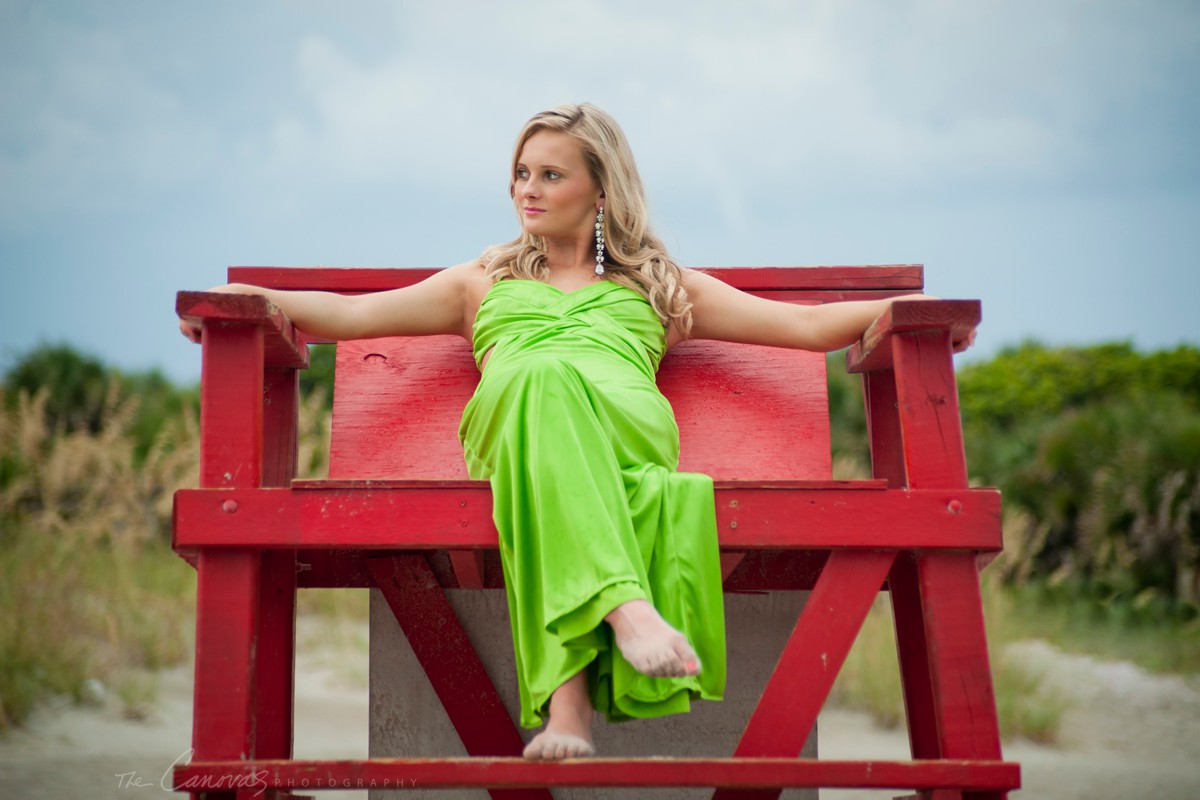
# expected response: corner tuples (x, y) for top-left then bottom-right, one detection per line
(605, 599), (701, 678)
(524, 669), (596, 760)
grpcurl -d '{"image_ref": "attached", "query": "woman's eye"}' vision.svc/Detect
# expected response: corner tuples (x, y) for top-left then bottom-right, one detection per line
(545, 171), (561, 181)
(515, 168), (529, 180)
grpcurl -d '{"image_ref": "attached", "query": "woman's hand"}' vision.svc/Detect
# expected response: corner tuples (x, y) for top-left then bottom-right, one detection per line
(952, 327), (978, 353)
(179, 317), (202, 343)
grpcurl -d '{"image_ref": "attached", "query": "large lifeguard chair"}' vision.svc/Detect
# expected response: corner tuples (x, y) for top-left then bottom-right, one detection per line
(172, 264), (1018, 799)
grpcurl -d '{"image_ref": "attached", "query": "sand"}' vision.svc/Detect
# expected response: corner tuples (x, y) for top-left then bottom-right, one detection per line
(2, 618), (1198, 800)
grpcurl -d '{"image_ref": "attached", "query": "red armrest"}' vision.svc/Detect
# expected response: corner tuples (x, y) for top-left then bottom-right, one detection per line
(176, 290), (310, 369)
(845, 299), (980, 373)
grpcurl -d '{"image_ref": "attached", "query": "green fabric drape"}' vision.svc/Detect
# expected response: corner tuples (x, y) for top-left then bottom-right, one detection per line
(459, 279), (726, 728)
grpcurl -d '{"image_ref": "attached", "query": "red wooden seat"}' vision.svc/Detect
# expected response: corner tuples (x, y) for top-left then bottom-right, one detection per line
(172, 265), (1018, 800)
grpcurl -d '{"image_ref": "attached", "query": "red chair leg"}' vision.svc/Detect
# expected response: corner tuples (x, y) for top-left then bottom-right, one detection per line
(912, 552), (1005, 800)
(891, 552), (941, 760)
(189, 550), (261, 800)
(254, 550), (297, 760)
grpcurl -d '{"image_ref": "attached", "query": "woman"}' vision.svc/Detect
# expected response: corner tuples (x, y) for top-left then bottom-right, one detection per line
(180, 103), (974, 761)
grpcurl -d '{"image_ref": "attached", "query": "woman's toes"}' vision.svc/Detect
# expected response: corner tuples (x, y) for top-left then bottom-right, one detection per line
(523, 731), (595, 761)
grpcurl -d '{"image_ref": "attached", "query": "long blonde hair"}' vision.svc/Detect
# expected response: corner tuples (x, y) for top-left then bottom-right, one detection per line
(481, 103), (693, 335)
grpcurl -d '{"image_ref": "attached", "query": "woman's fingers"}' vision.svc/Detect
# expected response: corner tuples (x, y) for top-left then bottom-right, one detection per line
(179, 319), (201, 343)
(952, 328), (977, 353)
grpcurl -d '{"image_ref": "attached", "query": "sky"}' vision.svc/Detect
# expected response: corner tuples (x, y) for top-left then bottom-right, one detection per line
(1, 0), (1198, 383)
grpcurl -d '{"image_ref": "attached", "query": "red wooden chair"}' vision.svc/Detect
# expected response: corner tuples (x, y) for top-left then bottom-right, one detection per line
(172, 264), (1018, 800)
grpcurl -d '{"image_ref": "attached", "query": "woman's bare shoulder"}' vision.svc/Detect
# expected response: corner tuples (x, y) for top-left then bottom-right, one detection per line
(440, 259), (493, 326)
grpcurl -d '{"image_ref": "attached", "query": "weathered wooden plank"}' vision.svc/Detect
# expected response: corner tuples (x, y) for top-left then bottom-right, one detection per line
(262, 367), (300, 485)
(174, 486), (1003, 551)
(846, 299), (980, 374)
(174, 757), (1018, 792)
(255, 551), (297, 763)
(200, 324), (265, 489)
(328, 336), (834, 482)
(179, 290), (309, 369)
(191, 550), (260, 761)
(329, 337), (479, 480)
(289, 549), (832, 592)
(915, 554), (1003, 762)
(660, 341), (832, 480)
(890, 552), (941, 760)
(256, 366), (299, 761)
(863, 369), (906, 487)
(227, 265), (925, 292)
(893, 330), (970, 490)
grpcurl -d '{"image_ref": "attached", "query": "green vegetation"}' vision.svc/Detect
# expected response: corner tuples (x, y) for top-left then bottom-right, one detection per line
(831, 586), (1070, 743)
(830, 342), (1200, 620)
(825, 343), (1200, 739)
(2, 339), (1197, 735)
(959, 343), (1200, 621)
(0, 344), (328, 729)
(0, 353), (200, 730)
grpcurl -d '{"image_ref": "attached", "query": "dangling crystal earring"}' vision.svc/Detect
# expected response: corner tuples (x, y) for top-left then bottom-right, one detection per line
(594, 208), (605, 276)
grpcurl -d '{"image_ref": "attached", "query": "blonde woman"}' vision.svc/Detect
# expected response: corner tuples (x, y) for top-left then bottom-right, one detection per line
(180, 103), (974, 761)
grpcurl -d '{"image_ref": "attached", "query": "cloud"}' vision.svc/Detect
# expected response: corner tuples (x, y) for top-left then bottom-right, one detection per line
(3, 1), (1196, 236)
(0, 16), (222, 232)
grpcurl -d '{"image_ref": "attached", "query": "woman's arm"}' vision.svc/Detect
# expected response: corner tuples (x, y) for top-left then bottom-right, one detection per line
(179, 262), (480, 343)
(675, 269), (975, 352)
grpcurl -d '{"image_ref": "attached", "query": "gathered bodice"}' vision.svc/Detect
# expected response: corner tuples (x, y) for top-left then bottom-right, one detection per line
(471, 279), (667, 380)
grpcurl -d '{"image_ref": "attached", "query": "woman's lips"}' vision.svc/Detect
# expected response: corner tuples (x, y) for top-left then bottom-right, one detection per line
(523, 207), (546, 216)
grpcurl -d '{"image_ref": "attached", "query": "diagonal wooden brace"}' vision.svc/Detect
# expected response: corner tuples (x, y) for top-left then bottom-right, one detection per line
(367, 555), (552, 800)
(712, 549), (898, 800)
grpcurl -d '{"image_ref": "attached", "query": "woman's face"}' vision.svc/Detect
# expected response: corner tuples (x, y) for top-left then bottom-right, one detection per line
(513, 130), (602, 242)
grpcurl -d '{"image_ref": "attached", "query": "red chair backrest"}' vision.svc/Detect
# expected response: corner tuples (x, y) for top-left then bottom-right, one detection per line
(228, 266), (922, 482)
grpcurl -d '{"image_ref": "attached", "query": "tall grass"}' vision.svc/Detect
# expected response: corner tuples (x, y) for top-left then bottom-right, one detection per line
(0, 379), (335, 731)
(0, 386), (199, 729)
(829, 580), (1069, 744)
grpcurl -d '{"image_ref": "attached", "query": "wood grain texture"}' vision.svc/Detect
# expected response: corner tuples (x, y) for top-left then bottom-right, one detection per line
(863, 369), (907, 487)
(915, 554), (1003, 762)
(846, 299), (980, 374)
(200, 325), (264, 489)
(254, 551), (297, 762)
(174, 485), (1002, 551)
(191, 550), (260, 761)
(893, 331), (969, 490)
(329, 337), (478, 480)
(328, 337), (832, 482)
(258, 367), (298, 761)
(173, 757), (1019, 792)
(661, 341), (831, 479)
(226, 264), (924, 292)
(890, 553), (941, 760)
(179, 290), (309, 369)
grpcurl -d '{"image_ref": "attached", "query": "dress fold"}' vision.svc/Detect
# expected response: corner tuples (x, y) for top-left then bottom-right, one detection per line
(459, 279), (725, 728)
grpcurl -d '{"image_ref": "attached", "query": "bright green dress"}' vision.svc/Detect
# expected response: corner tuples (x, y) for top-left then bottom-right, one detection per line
(458, 278), (726, 728)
